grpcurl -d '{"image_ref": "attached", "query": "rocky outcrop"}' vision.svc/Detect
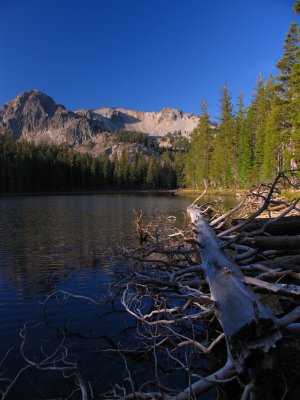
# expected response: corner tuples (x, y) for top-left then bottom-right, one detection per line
(86, 106), (199, 137)
(104, 142), (150, 160)
(76, 133), (151, 161)
(0, 90), (102, 145)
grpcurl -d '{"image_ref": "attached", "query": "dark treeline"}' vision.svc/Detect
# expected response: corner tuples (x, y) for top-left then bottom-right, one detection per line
(0, 138), (184, 193)
(186, 3), (300, 188)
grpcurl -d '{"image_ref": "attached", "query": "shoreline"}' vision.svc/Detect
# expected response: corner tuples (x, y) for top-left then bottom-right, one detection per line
(175, 188), (245, 197)
(0, 189), (178, 198)
(0, 188), (245, 198)
(2, 188), (296, 198)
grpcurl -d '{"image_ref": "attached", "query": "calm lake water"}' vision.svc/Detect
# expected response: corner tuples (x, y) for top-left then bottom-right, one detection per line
(0, 194), (236, 399)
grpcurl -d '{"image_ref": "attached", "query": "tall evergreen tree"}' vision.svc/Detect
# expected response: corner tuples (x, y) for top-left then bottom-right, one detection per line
(247, 76), (276, 183)
(211, 85), (238, 187)
(185, 99), (213, 188)
(272, 12), (300, 174)
(236, 92), (252, 186)
(289, 51), (300, 166)
(277, 22), (300, 99)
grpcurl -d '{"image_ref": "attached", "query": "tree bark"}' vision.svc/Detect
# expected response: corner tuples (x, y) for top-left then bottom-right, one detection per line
(251, 235), (300, 250)
(237, 216), (300, 236)
(260, 254), (300, 271)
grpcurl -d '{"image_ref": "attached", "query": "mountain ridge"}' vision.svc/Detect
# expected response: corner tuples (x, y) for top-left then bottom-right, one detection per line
(0, 90), (200, 156)
(77, 106), (199, 137)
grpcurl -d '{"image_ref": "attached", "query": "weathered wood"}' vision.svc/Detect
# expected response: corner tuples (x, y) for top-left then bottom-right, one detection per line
(244, 276), (300, 297)
(237, 216), (300, 236)
(260, 254), (300, 271)
(252, 235), (300, 250)
(277, 305), (300, 327)
(187, 205), (281, 371)
(175, 359), (236, 400)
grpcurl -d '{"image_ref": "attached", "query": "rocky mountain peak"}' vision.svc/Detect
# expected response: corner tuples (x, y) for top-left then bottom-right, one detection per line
(6, 89), (64, 119)
(0, 90), (99, 143)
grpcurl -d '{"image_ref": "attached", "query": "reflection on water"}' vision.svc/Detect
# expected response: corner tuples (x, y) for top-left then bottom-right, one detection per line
(0, 193), (237, 398)
(0, 194), (194, 297)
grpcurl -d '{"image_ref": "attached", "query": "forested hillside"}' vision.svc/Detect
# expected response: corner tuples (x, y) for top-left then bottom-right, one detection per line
(186, 2), (300, 188)
(0, 138), (184, 192)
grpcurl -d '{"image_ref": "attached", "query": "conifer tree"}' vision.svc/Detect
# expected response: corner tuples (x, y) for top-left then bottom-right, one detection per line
(185, 100), (213, 188)
(211, 85), (238, 187)
(277, 22), (300, 99)
(249, 76), (276, 183)
(184, 132), (199, 189)
(237, 92), (252, 186)
(272, 11), (300, 174)
(191, 100), (212, 187)
(289, 52), (300, 164)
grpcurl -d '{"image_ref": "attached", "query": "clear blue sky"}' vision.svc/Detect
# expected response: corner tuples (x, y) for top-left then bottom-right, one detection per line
(0, 0), (296, 120)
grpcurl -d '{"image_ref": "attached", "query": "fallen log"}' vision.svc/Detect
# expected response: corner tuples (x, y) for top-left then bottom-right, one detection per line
(115, 174), (300, 399)
(237, 215), (300, 236)
(187, 206), (281, 373)
(251, 235), (300, 250)
(260, 254), (300, 271)
(244, 276), (300, 297)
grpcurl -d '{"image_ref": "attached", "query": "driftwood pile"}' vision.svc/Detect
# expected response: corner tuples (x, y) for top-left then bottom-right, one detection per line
(107, 171), (300, 400)
(2, 171), (300, 400)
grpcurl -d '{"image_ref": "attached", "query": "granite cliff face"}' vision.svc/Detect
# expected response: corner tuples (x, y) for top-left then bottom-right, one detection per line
(0, 90), (101, 145)
(0, 90), (200, 156)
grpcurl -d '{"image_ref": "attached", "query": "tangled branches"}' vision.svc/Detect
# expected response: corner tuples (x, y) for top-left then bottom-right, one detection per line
(1, 171), (300, 399)
(104, 171), (300, 399)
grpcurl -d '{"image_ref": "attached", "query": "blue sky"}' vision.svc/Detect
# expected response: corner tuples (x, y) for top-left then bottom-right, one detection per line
(0, 0), (296, 120)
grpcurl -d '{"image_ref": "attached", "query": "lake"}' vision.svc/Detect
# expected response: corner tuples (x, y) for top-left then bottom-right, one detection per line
(0, 193), (236, 399)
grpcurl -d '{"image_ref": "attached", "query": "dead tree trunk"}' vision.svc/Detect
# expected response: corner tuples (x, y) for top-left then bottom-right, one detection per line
(252, 235), (300, 250)
(187, 206), (281, 372)
(237, 216), (300, 235)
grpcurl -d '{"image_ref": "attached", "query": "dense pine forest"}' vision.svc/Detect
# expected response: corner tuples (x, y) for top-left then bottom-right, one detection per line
(186, 2), (300, 189)
(0, 138), (184, 192)
(0, 2), (299, 193)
